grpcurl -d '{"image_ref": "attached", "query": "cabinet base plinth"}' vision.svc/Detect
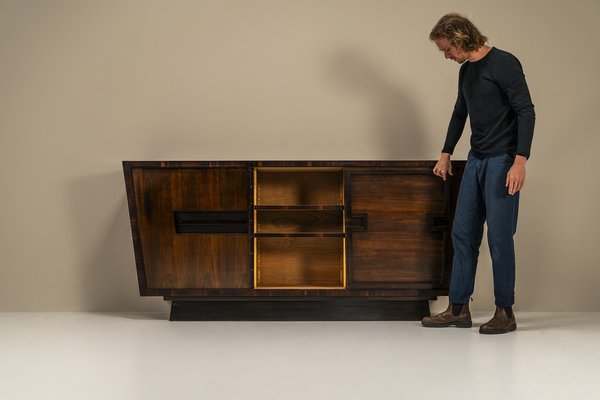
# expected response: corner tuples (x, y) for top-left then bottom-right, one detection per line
(169, 299), (430, 321)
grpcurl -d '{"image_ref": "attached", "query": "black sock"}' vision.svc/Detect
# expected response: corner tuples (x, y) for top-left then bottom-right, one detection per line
(503, 306), (513, 318)
(452, 303), (464, 316)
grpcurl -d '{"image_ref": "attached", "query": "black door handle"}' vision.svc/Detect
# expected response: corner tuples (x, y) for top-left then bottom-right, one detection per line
(427, 213), (450, 231)
(346, 213), (368, 232)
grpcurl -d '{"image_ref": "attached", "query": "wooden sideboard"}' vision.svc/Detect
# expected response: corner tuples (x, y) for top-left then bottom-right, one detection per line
(123, 161), (465, 320)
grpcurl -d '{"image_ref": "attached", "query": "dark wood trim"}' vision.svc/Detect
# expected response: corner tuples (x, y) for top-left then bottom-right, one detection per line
(158, 286), (443, 297)
(122, 161), (149, 295)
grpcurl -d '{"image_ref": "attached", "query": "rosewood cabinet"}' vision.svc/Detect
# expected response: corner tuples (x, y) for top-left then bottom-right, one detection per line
(123, 161), (465, 320)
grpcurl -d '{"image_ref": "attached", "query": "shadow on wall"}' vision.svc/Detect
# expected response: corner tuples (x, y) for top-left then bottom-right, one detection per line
(327, 47), (427, 159)
(67, 171), (168, 312)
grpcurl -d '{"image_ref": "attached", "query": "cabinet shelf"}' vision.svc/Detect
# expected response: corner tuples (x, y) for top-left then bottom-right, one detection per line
(254, 205), (344, 210)
(255, 208), (344, 235)
(254, 233), (345, 238)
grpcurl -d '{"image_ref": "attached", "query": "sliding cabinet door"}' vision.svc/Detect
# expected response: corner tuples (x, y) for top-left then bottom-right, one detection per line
(345, 168), (453, 289)
(129, 168), (251, 291)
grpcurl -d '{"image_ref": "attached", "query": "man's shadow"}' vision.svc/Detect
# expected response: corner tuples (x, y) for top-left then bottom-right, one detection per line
(327, 47), (427, 159)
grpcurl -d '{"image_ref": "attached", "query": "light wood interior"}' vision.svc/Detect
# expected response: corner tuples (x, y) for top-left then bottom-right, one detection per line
(253, 167), (346, 288)
(256, 168), (343, 205)
(255, 237), (344, 288)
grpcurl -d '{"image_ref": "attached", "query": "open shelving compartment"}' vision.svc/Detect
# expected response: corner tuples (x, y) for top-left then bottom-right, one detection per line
(253, 167), (346, 289)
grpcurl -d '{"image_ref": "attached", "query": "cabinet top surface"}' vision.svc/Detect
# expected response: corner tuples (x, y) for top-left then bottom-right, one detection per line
(123, 160), (466, 168)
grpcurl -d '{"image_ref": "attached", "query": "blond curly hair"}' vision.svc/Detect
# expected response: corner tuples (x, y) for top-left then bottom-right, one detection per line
(429, 13), (488, 52)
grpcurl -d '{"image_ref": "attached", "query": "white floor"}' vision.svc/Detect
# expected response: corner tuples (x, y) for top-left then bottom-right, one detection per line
(1, 312), (599, 400)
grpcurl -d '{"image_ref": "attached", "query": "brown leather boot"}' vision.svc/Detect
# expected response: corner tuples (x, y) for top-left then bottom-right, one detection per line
(421, 303), (472, 328)
(479, 307), (517, 334)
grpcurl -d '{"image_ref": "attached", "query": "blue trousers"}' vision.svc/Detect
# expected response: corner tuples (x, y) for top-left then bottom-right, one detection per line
(448, 152), (519, 307)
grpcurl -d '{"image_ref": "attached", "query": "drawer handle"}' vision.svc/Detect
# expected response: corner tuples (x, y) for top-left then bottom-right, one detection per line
(346, 213), (368, 232)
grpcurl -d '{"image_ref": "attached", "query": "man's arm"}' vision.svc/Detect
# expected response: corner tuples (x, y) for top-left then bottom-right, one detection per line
(496, 56), (535, 159)
(496, 55), (535, 194)
(441, 66), (468, 156)
(435, 67), (468, 181)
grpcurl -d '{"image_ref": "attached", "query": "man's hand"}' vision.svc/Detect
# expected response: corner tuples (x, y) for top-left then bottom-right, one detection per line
(506, 155), (527, 195)
(433, 153), (453, 181)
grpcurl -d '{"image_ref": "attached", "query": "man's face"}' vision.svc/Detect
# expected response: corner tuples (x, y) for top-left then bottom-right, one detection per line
(434, 38), (468, 64)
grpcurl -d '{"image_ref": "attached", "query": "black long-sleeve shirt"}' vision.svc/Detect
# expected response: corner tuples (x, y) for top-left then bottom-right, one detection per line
(442, 47), (535, 159)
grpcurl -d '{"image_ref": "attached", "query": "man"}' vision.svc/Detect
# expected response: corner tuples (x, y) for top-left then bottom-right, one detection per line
(421, 13), (535, 334)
